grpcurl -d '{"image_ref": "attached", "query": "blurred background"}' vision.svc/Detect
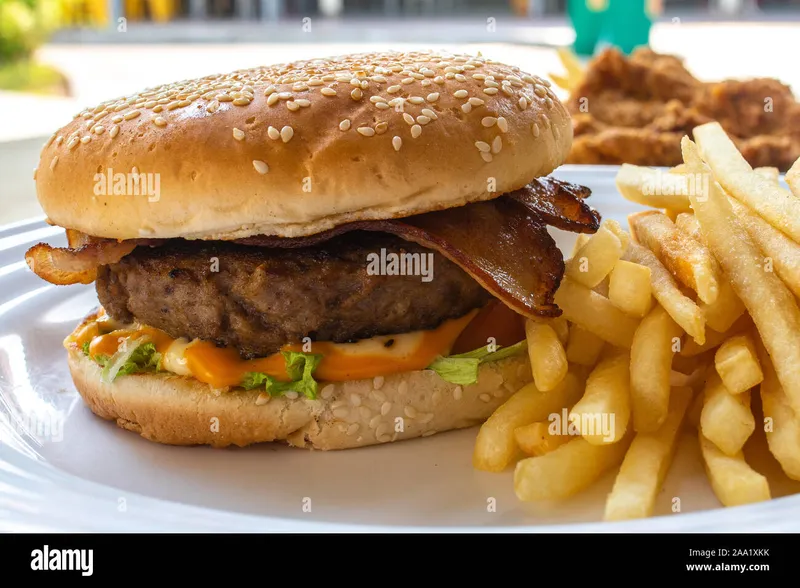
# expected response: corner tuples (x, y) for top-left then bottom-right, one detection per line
(1, 0), (800, 222)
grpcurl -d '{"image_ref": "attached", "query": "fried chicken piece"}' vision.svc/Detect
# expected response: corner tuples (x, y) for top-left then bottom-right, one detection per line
(567, 129), (683, 167)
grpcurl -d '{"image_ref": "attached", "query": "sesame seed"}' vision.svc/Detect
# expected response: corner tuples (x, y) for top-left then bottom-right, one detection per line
(232, 128), (245, 141)
(93, 125), (105, 135)
(531, 122), (540, 137)
(479, 393), (492, 402)
(434, 76), (445, 84)
(401, 77), (414, 84)
(426, 92), (440, 102)
(308, 78), (323, 86)
(417, 115), (431, 125)
(455, 73), (467, 82)
(387, 85), (401, 94)
(321, 384), (335, 400)
(453, 89), (468, 98)
(445, 72), (455, 80)
(461, 103), (472, 114)
(359, 406), (372, 419)
(492, 136), (503, 154)
(376, 423), (391, 441)
(375, 122), (388, 134)
(266, 93), (280, 106)
(373, 376), (385, 389)
(519, 96), (528, 110)
(286, 100), (300, 111)
(350, 393), (362, 407)
(333, 408), (349, 419)
(534, 85), (547, 98)
(233, 97), (251, 106)
(293, 83), (308, 92)
(55, 136), (63, 145)
(369, 95), (384, 104)
(380, 402), (392, 416)
(350, 88), (363, 100)
(398, 381), (408, 395)
(320, 87), (336, 97)
(347, 423), (359, 436)
(131, 166), (139, 175)
(339, 119), (351, 131)
(545, 97), (554, 109)
(475, 141), (490, 152)
(472, 73), (486, 80)
(411, 124), (422, 138)
(483, 87), (499, 95)
(372, 75), (387, 83)
(217, 94), (233, 102)
(482, 116), (497, 127)
(392, 136), (402, 151)
(553, 126), (560, 140)
(111, 116), (124, 124)
(109, 125), (119, 138)
(153, 117), (167, 127)
(349, 77), (360, 87)
(432, 390), (442, 404)
(331, 400), (347, 410)
(80, 135), (92, 144)
(408, 96), (424, 105)
(284, 391), (299, 400)
(153, 105), (163, 113)
(278, 92), (292, 100)
(206, 100), (220, 113)
(375, 102), (390, 110)
(295, 98), (310, 107)
(369, 415), (382, 429)
(485, 80), (500, 88)
(253, 160), (269, 174)
(404, 406), (418, 418)
(357, 126), (376, 137)
(419, 413), (434, 424)
(178, 99), (192, 107)
(49, 156), (58, 170)
(497, 116), (509, 133)
(123, 110), (141, 120)
(453, 385), (463, 400)
(421, 108), (438, 120)
(255, 393), (271, 406)
(280, 126), (294, 142)
(481, 152), (493, 163)
(265, 126), (279, 140)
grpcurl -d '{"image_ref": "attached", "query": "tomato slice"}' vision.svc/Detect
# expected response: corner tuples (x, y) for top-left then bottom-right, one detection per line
(450, 300), (525, 355)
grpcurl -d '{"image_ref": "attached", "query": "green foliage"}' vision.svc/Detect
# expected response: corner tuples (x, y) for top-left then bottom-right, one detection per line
(0, 0), (61, 63)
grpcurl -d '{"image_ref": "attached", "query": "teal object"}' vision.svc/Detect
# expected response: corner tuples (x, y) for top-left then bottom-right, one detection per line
(568, 0), (654, 56)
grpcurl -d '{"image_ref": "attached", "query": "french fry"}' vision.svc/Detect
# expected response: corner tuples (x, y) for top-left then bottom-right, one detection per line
(608, 260), (653, 318)
(550, 316), (570, 346)
(680, 314), (751, 357)
(755, 339), (800, 480)
(700, 371), (755, 456)
(683, 136), (800, 415)
(687, 389), (705, 429)
(693, 122), (800, 242)
(514, 432), (632, 501)
(569, 349), (630, 445)
(674, 212), (703, 244)
(754, 166), (780, 186)
(787, 157), (800, 198)
(602, 219), (631, 252)
(565, 224), (624, 289)
(565, 324), (605, 367)
(514, 422), (570, 457)
(572, 233), (590, 257)
(473, 371), (584, 472)
(615, 164), (692, 211)
(629, 210), (720, 304)
(669, 164), (688, 175)
(555, 46), (585, 89)
(553, 278), (640, 348)
(604, 387), (692, 520)
(714, 334), (763, 395)
(622, 242), (705, 345)
(525, 320), (568, 392)
(699, 432), (771, 507)
(630, 305), (683, 432)
(728, 195), (800, 299)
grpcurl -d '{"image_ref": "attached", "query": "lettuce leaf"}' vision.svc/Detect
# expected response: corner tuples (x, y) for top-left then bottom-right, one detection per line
(81, 341), (90, 356)
(243, 351), (323, 399)
(427, 340), (527, 386)
(99, 339), (161, 384)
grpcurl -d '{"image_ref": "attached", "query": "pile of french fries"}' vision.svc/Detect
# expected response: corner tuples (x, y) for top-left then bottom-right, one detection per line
(474, 121), (800, 520)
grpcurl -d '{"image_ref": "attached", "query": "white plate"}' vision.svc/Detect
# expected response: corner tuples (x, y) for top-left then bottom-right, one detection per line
(2, 165), (800, 532)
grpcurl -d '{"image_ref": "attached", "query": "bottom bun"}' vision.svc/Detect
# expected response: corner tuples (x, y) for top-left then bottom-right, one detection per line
(68, 348), (532, 450)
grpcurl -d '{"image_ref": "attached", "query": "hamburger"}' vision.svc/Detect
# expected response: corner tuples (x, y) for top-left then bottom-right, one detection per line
(27, 50), (599, 450)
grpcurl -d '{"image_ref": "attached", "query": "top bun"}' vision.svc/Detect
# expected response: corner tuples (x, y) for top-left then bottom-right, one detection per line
(36, 50), (571, 240)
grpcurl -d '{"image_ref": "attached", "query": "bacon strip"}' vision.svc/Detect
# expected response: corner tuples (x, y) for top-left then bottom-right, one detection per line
(25, 240), (136, 285)
(509, 177), (600, 233)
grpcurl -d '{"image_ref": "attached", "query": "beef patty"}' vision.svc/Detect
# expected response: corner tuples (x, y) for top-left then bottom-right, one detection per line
(96, 231), (492, 358)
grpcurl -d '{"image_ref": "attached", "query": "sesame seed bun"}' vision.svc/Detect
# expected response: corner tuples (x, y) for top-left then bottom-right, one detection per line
(67, 346), (532, 449)
(36, 50), (571, 240)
